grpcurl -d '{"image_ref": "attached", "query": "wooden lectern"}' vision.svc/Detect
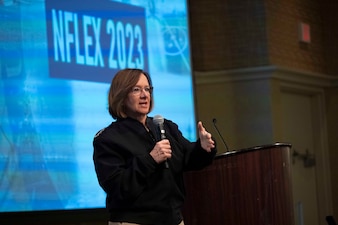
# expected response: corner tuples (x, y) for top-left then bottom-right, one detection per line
(182, 143), (294, 225)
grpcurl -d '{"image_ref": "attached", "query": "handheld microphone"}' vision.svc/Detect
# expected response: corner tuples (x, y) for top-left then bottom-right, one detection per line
(212, 118), (230, 152)
(153, 115), (169, 168)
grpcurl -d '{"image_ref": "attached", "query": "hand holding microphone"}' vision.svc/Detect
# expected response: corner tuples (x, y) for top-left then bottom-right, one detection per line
(152, 115), (170, 168)
(149, 139), (172, 167)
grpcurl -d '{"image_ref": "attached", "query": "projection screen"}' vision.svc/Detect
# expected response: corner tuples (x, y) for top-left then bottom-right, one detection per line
(0, 0), (195, 212)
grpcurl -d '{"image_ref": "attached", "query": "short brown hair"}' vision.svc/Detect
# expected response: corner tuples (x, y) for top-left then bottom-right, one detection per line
(108, 68), (154, 119)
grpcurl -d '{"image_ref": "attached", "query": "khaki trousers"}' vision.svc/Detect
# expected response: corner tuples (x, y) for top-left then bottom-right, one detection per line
(108, 221), (184, 225)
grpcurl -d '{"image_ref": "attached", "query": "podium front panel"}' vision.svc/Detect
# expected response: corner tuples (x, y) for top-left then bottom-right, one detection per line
(182, 143), (294, 225)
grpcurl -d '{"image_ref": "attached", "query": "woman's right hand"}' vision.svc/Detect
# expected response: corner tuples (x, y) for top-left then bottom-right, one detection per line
(150, 139), (172, 164)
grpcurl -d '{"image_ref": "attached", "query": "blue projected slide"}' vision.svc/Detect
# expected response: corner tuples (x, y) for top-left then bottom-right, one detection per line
(0, 0), (194, 212)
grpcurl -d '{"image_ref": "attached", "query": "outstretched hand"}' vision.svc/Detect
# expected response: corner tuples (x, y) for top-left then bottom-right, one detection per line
(198, 121), (215, 152)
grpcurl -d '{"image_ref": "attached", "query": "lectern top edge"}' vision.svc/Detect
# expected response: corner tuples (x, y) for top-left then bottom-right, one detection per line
(216, 142), (292, 158)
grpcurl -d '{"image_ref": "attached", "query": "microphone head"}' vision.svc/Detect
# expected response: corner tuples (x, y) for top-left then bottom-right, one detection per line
(212, 118), (217, 124)
(153, 114), (164, 125)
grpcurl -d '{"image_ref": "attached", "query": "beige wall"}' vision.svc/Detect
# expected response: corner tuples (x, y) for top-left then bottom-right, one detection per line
(194, 69), (275, 151)
(326, 87), (338, 218)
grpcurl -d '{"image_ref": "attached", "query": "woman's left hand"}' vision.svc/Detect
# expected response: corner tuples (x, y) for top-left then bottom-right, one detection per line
(198, 121), (215, 152)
